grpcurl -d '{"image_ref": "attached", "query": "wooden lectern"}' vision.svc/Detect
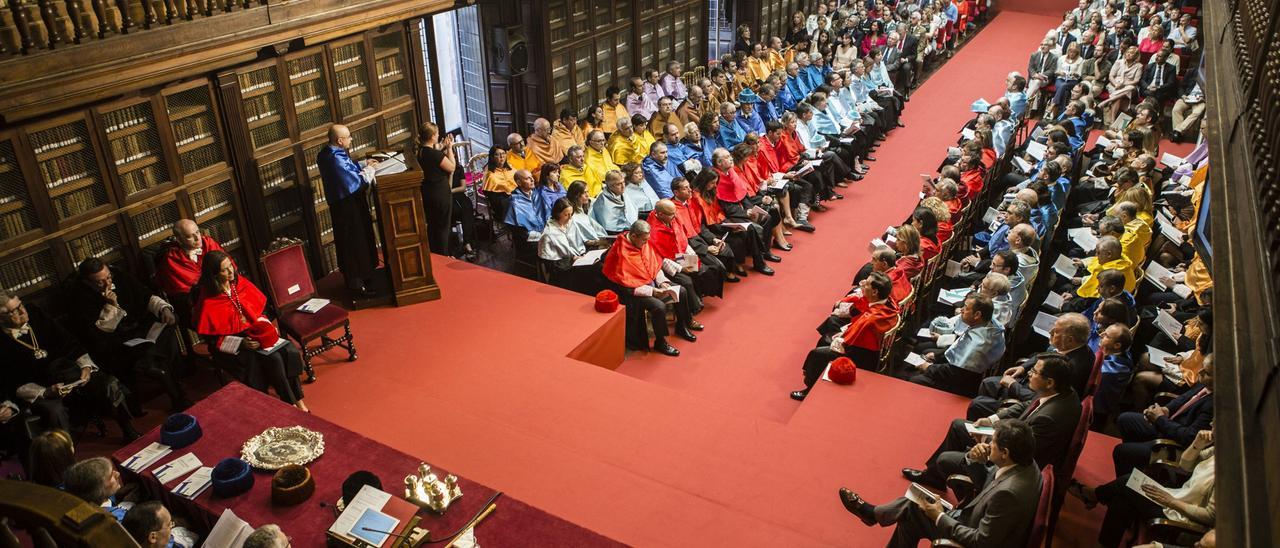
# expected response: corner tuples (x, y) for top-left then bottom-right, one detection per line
(373, 159), (442, 306)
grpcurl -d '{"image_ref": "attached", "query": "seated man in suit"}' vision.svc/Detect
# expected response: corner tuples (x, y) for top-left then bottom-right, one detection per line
(969, 313), (1095, 419)
(601, 220), (698, 357)
(908, 294), (1006, 397)
(65, 258), (190, 413)
(907, 353), (1082, 489)
(1111, 356), (1214, 476)
(839, 419), (1042, 548)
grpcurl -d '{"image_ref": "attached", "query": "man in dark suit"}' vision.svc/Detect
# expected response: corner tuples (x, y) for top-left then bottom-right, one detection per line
(1139, 50), (1179, 103)
(1053, 26), (1077, 55)
(1105, 19), (1136, 51)
(882, 31), (912, 99)
(968, 313), (1094, 419)
(840, 420), (1042, 548)
(905, 353), (1082, 489)
(1111, 357), (1215, 475)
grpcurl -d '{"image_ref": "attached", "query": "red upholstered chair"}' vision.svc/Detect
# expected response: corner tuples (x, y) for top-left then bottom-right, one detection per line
(1026, 465), (1055, 548)
(259, 238), (356, 382)
(1047, 395), (1095, 541)
(1084, 349), (1104, 397)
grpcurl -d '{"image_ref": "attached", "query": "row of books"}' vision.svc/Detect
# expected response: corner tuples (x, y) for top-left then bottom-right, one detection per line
(376, 56), (403, 80)
(190, 181), (232, 218)
(243, 92), (281, 123)
(332, 45), (363, 68)
(292, 79), (329, 107)
(334, 66), (368, 94)
(239, 68), (277, 94)
(108, 131), (158, 166)
(340, 95), (370, 118)
(119, 163), (169, 196)
(132, 205), (176, 241)
(288, 55), (324, 81)
(0, 251), (54, 292)
(380, 80), (410, 104)
(179, 145), (223, 175)
(259, 158), (296, 191)
(32, 125), (86, 156)
(250, 123), (288, 149)
(0, 209), (38, 240)
(265, 191), (303, 223)
(384, 112), (411, 142)
(317, 207), (333, 236)
(172, 114), (216, 147)
(297, 108), (332, 134)
(39, 153), (98, 190)
(103, 105), (152, 134)
(52, 185), (107, 220)
(67, 229), (120, 264)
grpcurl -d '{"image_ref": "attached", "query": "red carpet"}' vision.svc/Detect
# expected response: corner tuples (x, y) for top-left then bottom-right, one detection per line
(281, 11), (1130, 547)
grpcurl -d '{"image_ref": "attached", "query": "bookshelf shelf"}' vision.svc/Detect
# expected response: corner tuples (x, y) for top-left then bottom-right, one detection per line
(35, 141), (88, 161)
(176, 135), (217, 153)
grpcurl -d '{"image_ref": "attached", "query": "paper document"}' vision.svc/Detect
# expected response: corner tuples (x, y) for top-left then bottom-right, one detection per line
(936, 334), (958, 347)
(1026, 141), (1047, 161)
(352, 508), (401, 547)
(1172, 284), (1193, 298)
(173, 466), (213, 499)
(1032, 311), (1058, 338)
(1013, 156), (1032, 173)
(256, 338), (289, 355)
(218, 335), (243, 354)
(372, 153), (408, 176)
(1144, 262), (1175, 290)
(123, 338), (154, 347)
(681, 158), (702, 173)
(944, 260), (962, 278)
(961, 128), (975, 140)
(906, 482), (954, 511)
(1156, 215), (1185, 243)
(1154, 309), (1183, 340)
(1095, 136), (1112, 149)
(937, 287), (973, 306)
(982, 207), (999, 226)
(1043, 291), (1065, 311)
(904, 352), (928, 367)
(916, 327), (933, 339)
(947, 146), (962, 157)
(1125, 468), (1172, 505)
(1161, 152), (1184, 169)
(205, 509), (254, 548)
(964, 422), (995, 438)
(1052, 255), (1078, 279)
(870, 237), (888, 251)
(123, 442), (171, 472)
(154, 453), (203, 484)
(573, 249), (607, 266)
(330, 485), (394, 545)
(125, 322), (167, 347)
(839, 137), (854, 144)
(1147, 345), (1192, 382)
(1067, 228), (1098, 252)
(1114, 112), (1133, 129)
(297, 298), (330, 313)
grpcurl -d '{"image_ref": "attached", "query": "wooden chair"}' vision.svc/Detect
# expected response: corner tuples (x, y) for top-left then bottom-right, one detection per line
(258, 238), (357, 383)
(1047, 396), (1094, 540)
(0, 480), (139, 547)
(877, 316), (905, 373)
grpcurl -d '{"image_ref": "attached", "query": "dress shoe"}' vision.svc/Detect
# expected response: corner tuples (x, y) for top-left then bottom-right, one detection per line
(811, 203), (829, 212)
(654, 341), (680, 356)
(794, 221), (816, 233)
(774, 242), (792, 252)
(122, 425), (143, 443)
(864, 155), (877, 162)
(838, 488), (878, 526)
(754, 264), (775, 276)
(725, 274), (741, 283)
(850, 173), (865, 181)
(790, 389), (809, 401)
(901, 467), (945, 489)
(896, 121), (906, 128)
(832, 193), (845, 200)
(764, 253), (782, 263)
(688, 320), (704, 331)
(676, 327), (698, 342)
(1170, 130), (1183, 143)
(836, 181), (850, 188)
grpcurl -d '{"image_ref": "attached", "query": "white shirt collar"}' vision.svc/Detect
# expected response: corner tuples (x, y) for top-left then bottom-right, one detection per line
(5, 323), (30, 337)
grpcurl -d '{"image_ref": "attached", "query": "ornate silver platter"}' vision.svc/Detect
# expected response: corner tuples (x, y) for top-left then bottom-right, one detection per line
(241, 426), (325, 470)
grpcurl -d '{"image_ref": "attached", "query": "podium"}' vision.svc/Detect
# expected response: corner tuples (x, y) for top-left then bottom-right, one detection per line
(372, 158), (442, 306)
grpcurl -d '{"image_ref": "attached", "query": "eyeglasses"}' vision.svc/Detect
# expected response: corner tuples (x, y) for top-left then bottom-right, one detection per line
(1, 302), (25, 317)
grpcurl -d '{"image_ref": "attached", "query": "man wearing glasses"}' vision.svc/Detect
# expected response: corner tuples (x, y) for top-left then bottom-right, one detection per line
(0, 289), (139, 443)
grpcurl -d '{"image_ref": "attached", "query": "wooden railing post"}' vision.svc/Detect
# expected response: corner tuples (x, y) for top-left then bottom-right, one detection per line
(88, 0), (107, 38)
(63, 0), (83, 42)
(7, 0), (35, 53)
(38, 0), (61, 47)
(114, 0), (131, 33)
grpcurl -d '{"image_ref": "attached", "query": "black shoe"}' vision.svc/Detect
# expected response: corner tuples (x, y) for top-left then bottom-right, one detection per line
(794, 222), (816, 233)
(790, 389), (809, 401)
(725, 275), (741, 283)
(688, 320), (705, 331)
(811, 203), (829, 212)
(832, 193), (845, 200)
(864, 155), (877, 162)
(754, 265), (775, 276)
(774, 242), (792, 252)
(902, 467), (945, 489)
(654, 341), (680, 356)
(676, 327), (698, 342)
(838, 488), (877, 526)
(1170, 130), (1183, 143)
(764, 253), (782, 263)
(896, 122), (906, 128)
(121, 425), (142, 443)
(851, 173), (864, 181)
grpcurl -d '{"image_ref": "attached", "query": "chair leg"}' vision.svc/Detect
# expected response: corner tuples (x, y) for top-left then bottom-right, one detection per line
(344, 321), (357, 362)
(301, 343), (317, 384)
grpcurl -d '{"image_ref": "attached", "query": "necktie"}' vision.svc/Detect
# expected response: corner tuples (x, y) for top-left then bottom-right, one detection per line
(1155, 66), (1164, 87)
(1169, 388), (1209, 420)
(1020, 398), (1043, 420)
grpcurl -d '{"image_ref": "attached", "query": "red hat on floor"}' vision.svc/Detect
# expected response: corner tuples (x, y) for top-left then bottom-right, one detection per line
(828, 357), (857, 384)
(246, 319), (280, 349)
(595, 290), (620, 313)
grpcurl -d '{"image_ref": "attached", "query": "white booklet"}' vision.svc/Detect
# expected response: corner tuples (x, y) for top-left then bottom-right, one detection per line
(573, 249), (607, 266)
(1160, 152), (1185, 169)
(218, 335), (243, 354)
(205, 508), (254, 547)
(1095, 136), (1112, 149)
(906, 482), (954, 511)
(153, 453), (203, 484)
(1147, 345), (1193, 383)
(1125, 468), (1172, 505)
(1144, 261), (1175, 290)
(1025, 140), (1047, 161)
(1154, 309), (1184, 340)
(937, 287), (973, 306)
(1032, 311), (1058, 338)
(1012, 156), (1032, 173)
(1067, 228), (1098, 252)
(329, 485), (395, 546)
(297, 298), (330, 313)
(172, 466), (213, 499)
(122, 442), (171, 472)
(944, 260), (963, 278)
(1043, 291), (1065, 311)
(124, 322), (167, 347)
(904, 352), (928, 368)
(1052, 254), (1077, 279)
(256, 338), (289, 355)
(964, 421), (995, 439)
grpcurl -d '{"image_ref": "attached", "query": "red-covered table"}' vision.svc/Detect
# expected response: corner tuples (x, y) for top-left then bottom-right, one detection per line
(112, 383), (620, 547)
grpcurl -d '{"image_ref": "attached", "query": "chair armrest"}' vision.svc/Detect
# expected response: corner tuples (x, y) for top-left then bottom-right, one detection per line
(932, 539), (966, 548)
(1146, 517), (1209, 545)
(998, 398), (1021, 409)
(1151, 438), (1185, 451)
(1153, 392), (1178, 406)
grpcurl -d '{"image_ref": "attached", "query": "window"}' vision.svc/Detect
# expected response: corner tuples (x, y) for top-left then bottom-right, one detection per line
(454, 5), (491, 148)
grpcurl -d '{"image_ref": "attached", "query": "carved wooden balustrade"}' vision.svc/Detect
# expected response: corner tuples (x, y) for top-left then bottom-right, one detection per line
(1, 0), (267, 55)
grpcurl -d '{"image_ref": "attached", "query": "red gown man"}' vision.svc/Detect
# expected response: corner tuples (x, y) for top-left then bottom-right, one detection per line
(794, 272), (900, 400)
(154, 219), (223, 326)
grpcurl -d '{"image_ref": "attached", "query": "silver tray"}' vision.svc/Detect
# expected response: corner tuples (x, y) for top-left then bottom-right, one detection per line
(241, 426), (325, 470)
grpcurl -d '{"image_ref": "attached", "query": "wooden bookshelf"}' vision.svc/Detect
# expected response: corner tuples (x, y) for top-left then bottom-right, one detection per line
(236, 61), (292, 151)
(96, 97), (174, 200)
(329, 37), (374, 120)
(0, 245), (59, 297)
(0, 134), (43, 245)
(126, 196), (181, 252)
(381, 105), (415, 151)
(286, 47), (335, 141)
(25, 113), (112, 226)
(63, 218), (128, 270)
(163, 81), (229, 182)
(372, 30), (411, 108)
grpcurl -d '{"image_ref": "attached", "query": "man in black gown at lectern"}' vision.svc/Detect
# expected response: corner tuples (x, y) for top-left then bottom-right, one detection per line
(318, 124), (380, 297)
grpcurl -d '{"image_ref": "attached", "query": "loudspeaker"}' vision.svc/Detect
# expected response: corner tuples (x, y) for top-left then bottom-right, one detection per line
(491, 25), (528, 77)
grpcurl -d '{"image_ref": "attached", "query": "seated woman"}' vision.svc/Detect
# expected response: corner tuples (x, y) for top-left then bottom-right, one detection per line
(1069, 427), (1216, 548)
(620, 162), (658, 218)
(191, 251), (307, 411)
(481, 146), (516, 225)
(539, 198), (609, 294)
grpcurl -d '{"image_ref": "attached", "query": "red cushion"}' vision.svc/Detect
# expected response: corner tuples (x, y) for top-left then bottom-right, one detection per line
(261, 244), (315, 308)
(279, 305), (349, 341)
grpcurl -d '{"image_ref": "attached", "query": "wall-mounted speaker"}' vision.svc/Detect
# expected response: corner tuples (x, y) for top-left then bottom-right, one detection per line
(491, 25), (528, 77)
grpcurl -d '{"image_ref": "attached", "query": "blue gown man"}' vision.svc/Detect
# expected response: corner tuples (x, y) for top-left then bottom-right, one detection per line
(317, 124), (380, 295)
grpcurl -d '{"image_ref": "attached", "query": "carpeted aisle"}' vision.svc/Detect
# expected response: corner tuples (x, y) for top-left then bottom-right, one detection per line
(617, 10), (1067, 425)
(282, 10), (1130, 547)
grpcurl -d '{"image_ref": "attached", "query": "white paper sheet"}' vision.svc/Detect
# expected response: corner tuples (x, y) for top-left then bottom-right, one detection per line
(1013, 156), (1032, 173)
(964, 422), (995, 438)
(1043, 291), (1065, 311)
(1172, 284), (1193, 299)
(1160, 152), (1184, 169)
(153, 453), (203, 484)
(1154, 309), (1184, 340)
(173, 466), (213, 499)
(1052, 254), (1077, 278)
(982, 207), (1000, 226)
(904, 352), (928, 367)
(906, 482), (954, 511)
(1067, 227), (1098, 252)
(1144, 261), (1175, 290)
(205, 508), (253, 548)
(1125, 468), (1172, 505)
(218, 335), (243, 354)
(255, 338), (289, 355)
(123, 442), (171, 472)
(917, 327), (934, 339)
(573, 249), (607, 266)
(1095, 136), (1112, 149)
(1026, 140), (1047, 160)
(945, 260), (962, 277)
(1032, 311), (1058, 338)
(297, 298), (330, 313)
(936, 334), (958, 347)
(329, 485), (393, 543)
(937, 287), (973, 306)
(961, 128), (975, 140)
